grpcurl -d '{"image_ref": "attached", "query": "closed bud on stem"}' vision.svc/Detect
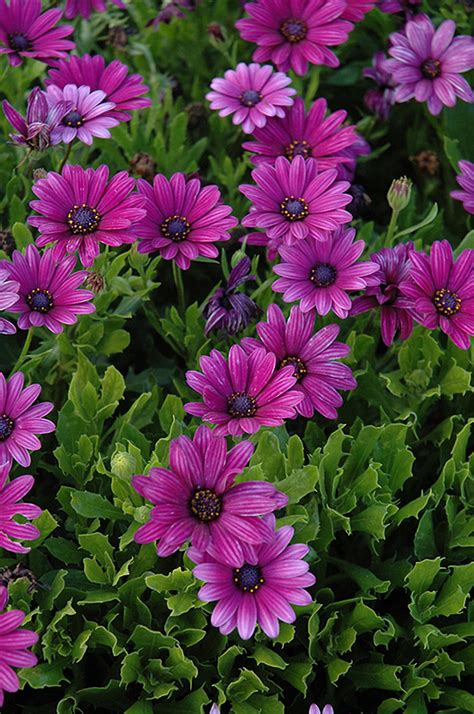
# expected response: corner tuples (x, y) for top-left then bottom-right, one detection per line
(111, 451), (137, 479)
(387, 176), (412, 212)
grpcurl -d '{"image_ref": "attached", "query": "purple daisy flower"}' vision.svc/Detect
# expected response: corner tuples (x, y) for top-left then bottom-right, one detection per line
(45, 84), (118, 146)
(0, 269), (19, 335)
(363, 51), (397, 121)
(29, 165), (146, 268)
(336, 135), (371, 182)
(451, 160), (474, 214)
(240, 156), (352, 246)
(136, 173), (237, 270)
(377, 0), (421, 16)
(0, 0), (75, 67)
(342, 0), (376, 21)
(236, 0), (353, 75)
(0, 608), (38, 709)
(65, 0), (125, 20)
(242, 97), (359, 173)
(241, 305), (356, 420)
(133, 425), (287, 564)
(203, 257), (260, 336)
(242, 230), (284, 263)
(206, 63), (296, 135)
(0, 464), (42, 553)
(185, 344), (304, 436)
(0, 371), (54, 470)
(1, 245), (95, 334)
(2, 87), (72, 151)
(309, 706), (335, 714)
(400, 240), (474, 350)
(385, 15), (474, 116)
(192, 514), (315, 639)
(149, 0), (201, 26)
(45, 54), (151, 122)
(273, 228), (379, 317)
(350, 243), (415, 346)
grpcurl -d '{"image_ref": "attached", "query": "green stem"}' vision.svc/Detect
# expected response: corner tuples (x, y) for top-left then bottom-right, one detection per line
(385, 209), (399, 247)
(172, 262), (186, 315)
(58, 142), (73, 173)
(11, 329), (34, 375)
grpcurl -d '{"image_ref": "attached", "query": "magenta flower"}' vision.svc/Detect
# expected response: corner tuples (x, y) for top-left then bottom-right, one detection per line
(273, 228), (379, 317)
(350, 243), (415, 346)
(240, 156), (352, 246)
(45, 54), (151, 122)
(133, 426), (287, 564)
(203, 257), (260, 336)
(1, 245), (95, 334)
(29, 165), (146, 268)
(385, 15), (474, 116)
(185, 344), (303, 436)
(342, 0), (375, 21)
(0, 0), (74, 67)
(65, 0), (125, 20)
(377, 0), (421, 16)
(451, 160), (474, 215)
(242, 97), (359, 174)
(0, 269), (19, 335)
(400, 240), (474, 350)
(0, 371), (54, 470)
(242, 230), (285, 263)
(0, 608), (38, 708)
(192, 514), (315, 639)
(236, 0), (352, 75)
(45, 84), (118, 146)
(0, 464), (41, 553)
(309, 706), (335, 714)
(206, 63), (296, 135)
(2, 87), (72, 151)
(242, 305), (356, 420)
(363, 51), (397, 121)
(149, 0), (201, 26)
(136, 173), (237, 270)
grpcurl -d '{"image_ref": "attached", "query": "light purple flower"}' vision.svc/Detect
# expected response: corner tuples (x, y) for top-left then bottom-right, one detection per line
(240, 156), (352, 246)
(29, 165), (146, 268)
(0, 371), (54, 470)
(0, 608), (38, 709)
(1, 245), (95, 334)
(0, 463), (42, 553)
(242, 305), (356, 420)
(309, 706), (335, 714)
(350, 243), (415, 345)
(363, 51), (397, 121)
(236, 0), (353, 75)
(400, 240), (474, 350)
(45, 54), (151, 122)
(192, 514), (316, 639)
(45, 84), (119, 146)
(2, 87), (72, 151)
(206, 63), (296, 134)
(203, 257), (260, 336)
(0, 269), (19, 335)
(185, 344), (304, 436)
(0, 0), (75, 67)
(377, 0), (421, 16)
(65, 0), (125, 20)
(451, 160), (474, 214)
(385, 15), (474, 115)
(273, 228), (379, 317)
(133, 425), (287, 564)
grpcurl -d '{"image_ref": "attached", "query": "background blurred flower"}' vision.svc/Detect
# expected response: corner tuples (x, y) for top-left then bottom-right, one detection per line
(65, 0), (125, 20)
(363, 51), (397, 121)
(451, 160), (474, 214)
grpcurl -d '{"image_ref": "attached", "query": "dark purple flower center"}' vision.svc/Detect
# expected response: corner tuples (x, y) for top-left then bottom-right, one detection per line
(161, 215), (191, 242)
(0, 414), (14, 441)
(63, 110), (84, 128)
(233, 563), (264, 593)
(67, 204), (101, 235)
(227, 391), (257, 418)
(27, 288), (54, 313)
(433, 288), (461, 317)
(280, 196), (309, 221)
(280, 17), (308, 43)
(421, 58), (442, 79)
(9, 33), (31, 51)
(310, 262), (337, 287)
(190, 487), (222, 522)
(285, 139), (312, 162)
(279, 355), (307, 382)
(240, 89), (262, 107)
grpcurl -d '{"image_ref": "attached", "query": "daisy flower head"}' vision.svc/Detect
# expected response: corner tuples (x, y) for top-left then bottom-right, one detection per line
(45, 84), (119, 146)
(136, 173), (237, 270)
(2, 87), (73, 151)
(203, 257), (260, 336)
(236, 0), (353, 75)
(400, 240), (474, 350)
(0, 608), (38, 708)
(0, 268), (19, 335)
(0, 463), (42, 553)
(206, 63), (296, 134)
(273, 228), (379, 317)
(240, 156), (352, 247)
(65, 0), (125, 20)
(29, 165), (146, 268)
(451, 160), (474, 215)
(342, 0), (376, 22)
(185, 344), (304, 436)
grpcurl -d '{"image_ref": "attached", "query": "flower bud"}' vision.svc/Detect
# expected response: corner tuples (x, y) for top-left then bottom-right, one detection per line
(111, 451), (136, 479)
(33, 168), (48, 182)
(387, 176), (412, 212)
(85, 270), (105, 294)
(129, 152), (156, 183)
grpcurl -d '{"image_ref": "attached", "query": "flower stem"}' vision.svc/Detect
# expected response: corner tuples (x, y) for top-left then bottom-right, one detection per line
(58, 143), (73, 173)
(11, 329), (34, 375)
(384, 209), (399, 247)
(172, 261), (186, 315)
